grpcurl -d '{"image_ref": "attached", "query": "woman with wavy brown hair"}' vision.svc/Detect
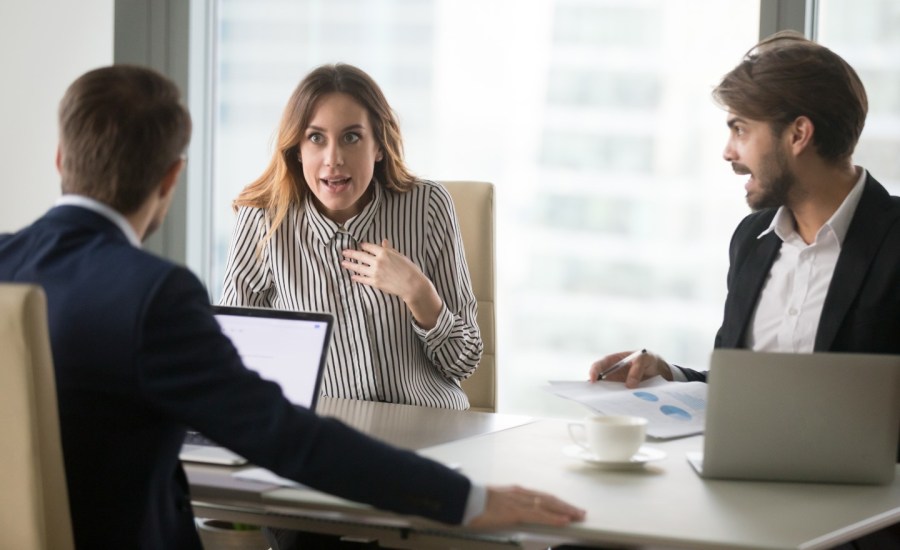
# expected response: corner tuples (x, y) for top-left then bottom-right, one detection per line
(221, 63), (482, 411)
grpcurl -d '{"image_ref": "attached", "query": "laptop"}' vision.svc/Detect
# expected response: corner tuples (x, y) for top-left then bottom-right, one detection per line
(179, 306), (333, 465)
(687, 349), (900, 485)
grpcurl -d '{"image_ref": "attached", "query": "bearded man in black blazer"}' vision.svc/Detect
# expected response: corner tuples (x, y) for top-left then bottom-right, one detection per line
(0, 65), (584, 549)
(592, 30), (900, 401)
(589, 31), (899, 549)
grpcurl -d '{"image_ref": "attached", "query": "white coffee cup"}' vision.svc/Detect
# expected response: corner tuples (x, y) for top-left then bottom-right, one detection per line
(567, 415), (648, 461)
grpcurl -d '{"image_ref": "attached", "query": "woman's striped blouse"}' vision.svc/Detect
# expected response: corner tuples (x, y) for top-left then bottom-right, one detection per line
(220, 180), (482, 410)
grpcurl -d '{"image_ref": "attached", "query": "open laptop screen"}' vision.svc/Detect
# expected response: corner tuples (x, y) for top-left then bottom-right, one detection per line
(180, 306), (333, 465)
(212, 306), (332, 410)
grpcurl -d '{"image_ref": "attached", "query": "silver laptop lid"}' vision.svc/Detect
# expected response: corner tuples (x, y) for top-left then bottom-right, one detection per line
(702, 349), (900, 485)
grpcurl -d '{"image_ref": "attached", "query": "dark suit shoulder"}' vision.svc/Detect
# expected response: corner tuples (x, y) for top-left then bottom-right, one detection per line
(731, 208), (777, 244)
(859, 174), (900, 226)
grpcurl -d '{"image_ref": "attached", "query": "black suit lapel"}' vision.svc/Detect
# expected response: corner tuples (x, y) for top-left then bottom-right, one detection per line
(721, 231), (781, 348)
(815, 175), (897, 350)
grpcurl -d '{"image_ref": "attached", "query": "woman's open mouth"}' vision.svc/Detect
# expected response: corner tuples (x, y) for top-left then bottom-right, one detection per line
(321, 177), (351, 189)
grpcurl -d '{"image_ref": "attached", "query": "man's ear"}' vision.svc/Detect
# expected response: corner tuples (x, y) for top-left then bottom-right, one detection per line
(787, 116), (815, 157)
(55, 146), (62, 173)
(158, 157), (185, 200)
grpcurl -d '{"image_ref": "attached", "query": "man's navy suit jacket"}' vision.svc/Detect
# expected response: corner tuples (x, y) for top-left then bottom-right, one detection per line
(0, 205), (469, 549)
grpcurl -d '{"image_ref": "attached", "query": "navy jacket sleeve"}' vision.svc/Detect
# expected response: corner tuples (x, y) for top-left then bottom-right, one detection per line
(139, 267), (471, 524)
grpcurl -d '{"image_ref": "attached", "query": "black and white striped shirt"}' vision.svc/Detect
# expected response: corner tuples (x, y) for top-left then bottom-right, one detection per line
(220, 180), (482, 409)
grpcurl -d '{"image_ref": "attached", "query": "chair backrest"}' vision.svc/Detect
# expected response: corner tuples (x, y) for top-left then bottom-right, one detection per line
(0, 283), (74, 550)
(441, 181), (496, 412)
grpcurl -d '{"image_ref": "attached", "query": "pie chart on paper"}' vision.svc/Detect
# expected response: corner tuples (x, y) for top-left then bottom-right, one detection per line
(659, 404), (692, 421)
(633, 391), (659, 402)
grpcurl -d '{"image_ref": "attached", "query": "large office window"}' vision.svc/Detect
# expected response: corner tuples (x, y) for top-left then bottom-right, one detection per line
(203, 0), (760, 417)
(179, 0), (900, 416)
(818, 0), (900, 196)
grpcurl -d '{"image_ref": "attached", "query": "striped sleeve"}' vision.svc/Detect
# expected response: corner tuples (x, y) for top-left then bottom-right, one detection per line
(411, 183), (483, 380)
(219, 206), (274, 308)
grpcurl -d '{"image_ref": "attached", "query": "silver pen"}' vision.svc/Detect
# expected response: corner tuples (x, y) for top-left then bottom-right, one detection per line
(597, 348), (647, 381)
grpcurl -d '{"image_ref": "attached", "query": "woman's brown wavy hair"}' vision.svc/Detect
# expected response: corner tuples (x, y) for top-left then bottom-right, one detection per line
(233, 63), (416, 242)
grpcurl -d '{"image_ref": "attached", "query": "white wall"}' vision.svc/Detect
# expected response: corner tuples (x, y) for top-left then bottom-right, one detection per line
(0, 1), (114, 232)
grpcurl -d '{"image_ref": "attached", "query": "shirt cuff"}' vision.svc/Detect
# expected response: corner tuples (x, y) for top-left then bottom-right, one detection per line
(669, 364), (688, 382)
(462, 483), (487, 524)
(411, 304), (453, 344)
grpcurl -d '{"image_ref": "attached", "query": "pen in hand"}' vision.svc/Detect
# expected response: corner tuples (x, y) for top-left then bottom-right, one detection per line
(597, 349), (647, 381)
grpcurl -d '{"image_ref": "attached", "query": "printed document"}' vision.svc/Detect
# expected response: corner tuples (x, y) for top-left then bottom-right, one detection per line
(546, 377), (707, 439)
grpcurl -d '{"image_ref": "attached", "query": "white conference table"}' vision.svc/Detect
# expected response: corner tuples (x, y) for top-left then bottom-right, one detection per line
(186, 397), (900, 549)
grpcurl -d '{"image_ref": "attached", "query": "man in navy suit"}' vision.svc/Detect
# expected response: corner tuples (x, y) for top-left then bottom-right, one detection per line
(0, 65), (584, 549)
(589, 31), (898, 549)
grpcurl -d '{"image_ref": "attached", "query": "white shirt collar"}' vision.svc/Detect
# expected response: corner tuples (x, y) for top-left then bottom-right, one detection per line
(757, 167), (868, 248)
(55, 194), (142, 248)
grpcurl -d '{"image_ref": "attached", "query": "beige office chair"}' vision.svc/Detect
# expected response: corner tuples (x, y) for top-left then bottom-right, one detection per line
(0, 284), (74, 550)
(441, 181), (497, 412)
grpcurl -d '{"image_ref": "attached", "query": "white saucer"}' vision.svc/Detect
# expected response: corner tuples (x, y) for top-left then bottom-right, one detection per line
(563, 445), (666, 469)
